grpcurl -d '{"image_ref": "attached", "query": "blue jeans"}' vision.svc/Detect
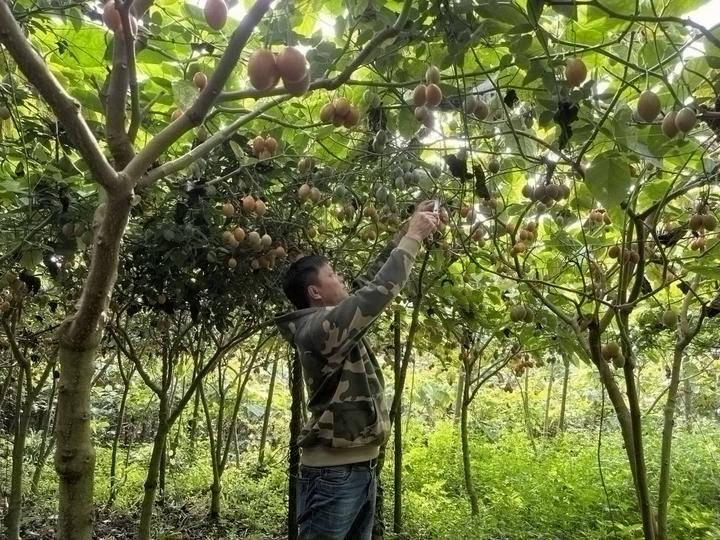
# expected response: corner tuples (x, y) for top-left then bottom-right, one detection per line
(296, 461), (377, 540)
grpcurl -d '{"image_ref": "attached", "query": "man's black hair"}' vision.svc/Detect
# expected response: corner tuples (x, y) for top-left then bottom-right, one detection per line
(282, 254), (329, 309)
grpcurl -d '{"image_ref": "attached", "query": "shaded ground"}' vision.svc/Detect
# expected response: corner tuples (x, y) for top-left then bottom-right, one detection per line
(19, 504), (286, 540)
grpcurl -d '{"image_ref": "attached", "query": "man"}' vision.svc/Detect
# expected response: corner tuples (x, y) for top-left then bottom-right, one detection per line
(275, 201), (439, 540)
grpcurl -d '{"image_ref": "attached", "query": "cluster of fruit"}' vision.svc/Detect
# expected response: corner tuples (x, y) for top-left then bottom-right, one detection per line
(509, 304), (535, 324)
(247, 47), (310, 95)
(319, 97), (360, 128)
(601, 341), (625, 368)
(251, 135), (279, 160)
(412, 66), (443, 128)
(0, 279), (25, 314)
(521, 183), (572, 212)
(507, 221), (538, 257)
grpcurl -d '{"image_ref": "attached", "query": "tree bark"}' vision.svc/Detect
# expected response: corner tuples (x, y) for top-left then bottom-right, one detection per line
(619, 312), (656, 540)
(138, 400), (169, 540)
(559, 355), (570, 431)
(109, 358), (132, 506)
(461, 362), (479, 515)
(288, 348), (303, 540)
(453, 369), (464, 425)
(543, 361), (555, 436)
(5, 365), (29, 540)
(258, 357), (278, 467)
(200, 379), (222, 519)
(54, 189), (132, 540)
(31, 373), (58, 497)
(392, 311), (403, 534)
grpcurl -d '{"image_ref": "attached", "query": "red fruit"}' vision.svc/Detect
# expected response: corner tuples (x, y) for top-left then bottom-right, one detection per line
(247, 49), (280, 91)
(276, 46), (308, 84)
(204, 0), (228, 31)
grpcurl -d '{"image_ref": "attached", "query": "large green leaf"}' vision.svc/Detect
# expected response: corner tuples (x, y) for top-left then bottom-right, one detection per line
(584, 151), (633, 209)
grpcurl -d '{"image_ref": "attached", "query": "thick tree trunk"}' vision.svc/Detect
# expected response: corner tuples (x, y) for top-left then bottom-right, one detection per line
(258, 357), (278, 467)
(54, 190), (132, 540)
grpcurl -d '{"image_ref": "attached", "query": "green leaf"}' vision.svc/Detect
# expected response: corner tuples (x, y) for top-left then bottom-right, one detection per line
(684, 265), (720, 280)
(661, 0), (707, 16)
(584, 151), (632, 209)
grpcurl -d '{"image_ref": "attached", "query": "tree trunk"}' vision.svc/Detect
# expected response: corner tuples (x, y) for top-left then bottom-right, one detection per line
(288, 348), (303, 540)
(657, 336), (692, 539)
(619, 325), (656, 540)
(543, 361), (555, 436)
(54, 190), (132, 540)
(158, 443), (167, 503)
(453, 369), (464, 425)
(588, 321), (653, 538)
(392, 311), (403, 534)
(4, 367), (30, 540)
(109, 369), (132, 506)
(373, 447), (386, 540)
(138, 400), (169, 540)
(258, 357), (278, 467)
(31, 435), (56, 498)
(31, 373), (58, 497)
(200, 380), (222, 519)
(461, 364), (479, 515)
(189, 383), (201, 449)
(559, 355), (570, 431)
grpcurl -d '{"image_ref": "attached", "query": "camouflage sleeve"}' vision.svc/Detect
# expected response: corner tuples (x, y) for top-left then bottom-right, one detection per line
(299, 236), (421, 359)
(351, 228), (407, 290)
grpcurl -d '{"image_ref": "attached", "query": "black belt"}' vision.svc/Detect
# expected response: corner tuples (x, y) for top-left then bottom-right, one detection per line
(300, 458), (378, 469)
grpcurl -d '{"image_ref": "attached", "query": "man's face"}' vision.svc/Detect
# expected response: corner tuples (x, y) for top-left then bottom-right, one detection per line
(309, 263), (349, 306)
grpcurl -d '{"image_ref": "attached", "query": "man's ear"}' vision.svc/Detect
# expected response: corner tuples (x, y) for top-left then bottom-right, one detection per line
(307, 285), (321, 301)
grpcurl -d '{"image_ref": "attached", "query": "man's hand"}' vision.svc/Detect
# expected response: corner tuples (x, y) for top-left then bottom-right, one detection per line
(405, 208), (440, 242)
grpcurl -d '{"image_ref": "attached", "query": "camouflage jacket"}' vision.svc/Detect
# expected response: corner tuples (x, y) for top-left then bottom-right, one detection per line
(275, 234), (421, 466)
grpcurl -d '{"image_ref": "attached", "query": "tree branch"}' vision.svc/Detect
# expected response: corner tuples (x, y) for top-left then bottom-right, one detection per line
(105, 36), (135, 169)
(219, 0), (412, 104)
(0, 2), (118, 190)
(136, 97), (288, 188)
(110, 325), (161, 395)
(123, 0), (274, 182)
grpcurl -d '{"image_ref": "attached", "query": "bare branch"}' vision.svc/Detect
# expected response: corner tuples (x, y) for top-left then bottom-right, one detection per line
(105, 36), (135, 168)
(137, 97), (288, 188)
(123, 0), (275, 182)
(0, 3), (118, 190)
